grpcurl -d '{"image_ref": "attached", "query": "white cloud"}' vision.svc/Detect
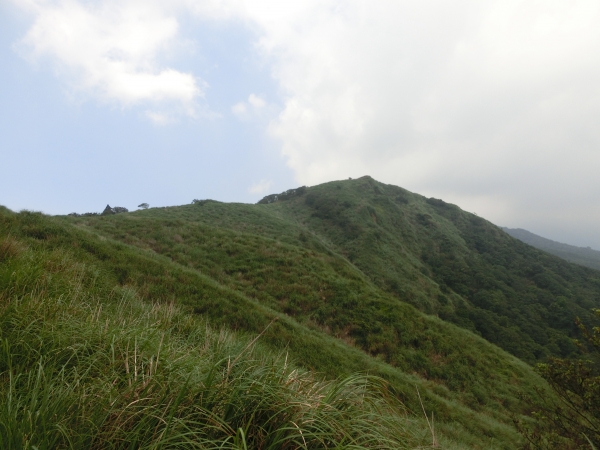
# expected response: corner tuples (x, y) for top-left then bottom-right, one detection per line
(238, 0), (600, 247)
(232, 93), (267, 119)
(12, 0), (205, 121)
(9, 0), (600, 246)
(231, 101), (247, 117)
(248, 93), (266, 108)
(248, 179), (273, 194)
(145, 110), (172, 126)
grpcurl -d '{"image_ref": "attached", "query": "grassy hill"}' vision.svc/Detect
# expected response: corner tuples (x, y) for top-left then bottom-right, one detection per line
(1, 203), (545, 448)
(259, 177), (600, 362)
(72, 176), (600, 363)
(503, 227), (600, 271)
(0, 208), (438, 449)
(3, 175), (599, 448)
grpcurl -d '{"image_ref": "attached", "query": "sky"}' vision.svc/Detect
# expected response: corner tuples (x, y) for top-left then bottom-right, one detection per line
(2, 0), (600, 249)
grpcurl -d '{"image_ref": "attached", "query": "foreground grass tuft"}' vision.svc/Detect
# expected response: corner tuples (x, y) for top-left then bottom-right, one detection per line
(0, 234), (433, 449)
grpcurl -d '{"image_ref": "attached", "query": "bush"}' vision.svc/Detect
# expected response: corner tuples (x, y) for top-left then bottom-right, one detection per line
(517, 309), (600, 449)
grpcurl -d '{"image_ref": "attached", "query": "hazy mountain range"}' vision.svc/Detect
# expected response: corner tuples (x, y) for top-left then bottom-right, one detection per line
(503, 227), (600, 271)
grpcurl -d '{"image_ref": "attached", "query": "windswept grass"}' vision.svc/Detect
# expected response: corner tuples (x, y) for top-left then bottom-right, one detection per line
(1, 206), (552, 448)
(0, 232), (434, 449)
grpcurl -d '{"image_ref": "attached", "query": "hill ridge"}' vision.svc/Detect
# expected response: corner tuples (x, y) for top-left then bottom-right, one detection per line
(12, 174), (598, 448)
(64, 176), (600, 364)
(503, 226), (600, 271)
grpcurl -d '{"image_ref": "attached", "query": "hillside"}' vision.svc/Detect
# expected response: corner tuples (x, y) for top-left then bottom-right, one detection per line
(71, 176), (600, 364)
(503, 227), (600, 271)
(2, 202), (551, 448)
(260, 178), (600, 362)
(0, 208), (438, 449)
(4, 175), (599, 448)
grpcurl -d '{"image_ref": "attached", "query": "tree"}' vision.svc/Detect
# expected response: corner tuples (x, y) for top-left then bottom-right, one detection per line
(138, 203), (149, 209)
(517, 309), (600, 449)
(102, 205), (128, 215)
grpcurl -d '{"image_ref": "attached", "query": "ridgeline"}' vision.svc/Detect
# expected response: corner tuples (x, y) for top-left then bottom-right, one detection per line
(504, 226), (600, 271)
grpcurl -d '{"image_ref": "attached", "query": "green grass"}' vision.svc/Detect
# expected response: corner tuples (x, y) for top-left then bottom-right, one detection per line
(187, 177), (600, 363)
(4, 176), (581, 448)
(59, 203), (546, 402)
(0, 220), (436, 449)
(0, 221), (543, 445)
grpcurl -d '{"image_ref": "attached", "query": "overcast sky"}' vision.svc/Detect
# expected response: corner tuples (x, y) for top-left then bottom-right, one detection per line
(2, 0), (600, 249)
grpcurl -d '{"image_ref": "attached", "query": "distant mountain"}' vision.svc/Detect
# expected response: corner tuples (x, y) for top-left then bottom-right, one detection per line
(503, 227), (600, 271)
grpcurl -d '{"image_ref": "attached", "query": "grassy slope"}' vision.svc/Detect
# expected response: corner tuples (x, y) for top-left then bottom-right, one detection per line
(0, 209), (436, 449)
(47, 201), (558, 446)
(503, 227), (600, 271)
(260, 177), (600, 363)
(0, 209), (549, 449)
(89, 176), (600, 365)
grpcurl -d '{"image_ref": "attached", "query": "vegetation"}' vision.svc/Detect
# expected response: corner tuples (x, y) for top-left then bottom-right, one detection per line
(3, 211), (547, 448)
(79, 177), (600, 364)
(258, 187), (307, 205)
(102, 205), (129, 215)
(4, 175), (600, 448)
(0, 226), (433, 449)
(258, 177), (600, 363)
(503, 227), (600, 272)
(59, 196), (550, 406)
(516, 309), (600, 449)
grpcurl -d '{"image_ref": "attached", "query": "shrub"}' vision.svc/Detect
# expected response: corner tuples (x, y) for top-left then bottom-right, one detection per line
(517, 309), (600, 449)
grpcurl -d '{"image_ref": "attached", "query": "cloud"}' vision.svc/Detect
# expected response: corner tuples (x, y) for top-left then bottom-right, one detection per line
(248, 94), (266, 108)
(145, 110), (172, 126)
(231, 102), (248, 116)
(12, 0), (205, 121)
(238, 0), (600, 246)
(232, 93), (267, 119)
(248, 178), (273, 194)
(9, 0), (600, 246)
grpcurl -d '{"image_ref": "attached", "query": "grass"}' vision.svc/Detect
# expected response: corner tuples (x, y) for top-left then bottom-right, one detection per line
(0, 211), (543, 449)
(57, 197), (547, 404)
(153, 178), (599, 363)
(0, 177), (600, 449)
(0, 191), (568, 448)
(0, 225), (435, 449)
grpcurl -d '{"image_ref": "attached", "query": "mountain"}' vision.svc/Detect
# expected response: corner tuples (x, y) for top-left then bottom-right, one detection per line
(503, 227), (600, 271)
(3, 175), (599, 448)
(70, 176), (599, 363)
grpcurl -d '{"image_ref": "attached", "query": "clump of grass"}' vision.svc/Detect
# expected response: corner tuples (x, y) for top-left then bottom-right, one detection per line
(0, 235), (23, 262)
(0, 237), (433, 449)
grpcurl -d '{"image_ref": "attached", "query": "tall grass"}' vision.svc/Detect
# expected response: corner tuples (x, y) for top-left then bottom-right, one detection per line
(0, 234), (433, 449)
(2, 207), (546, 448)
